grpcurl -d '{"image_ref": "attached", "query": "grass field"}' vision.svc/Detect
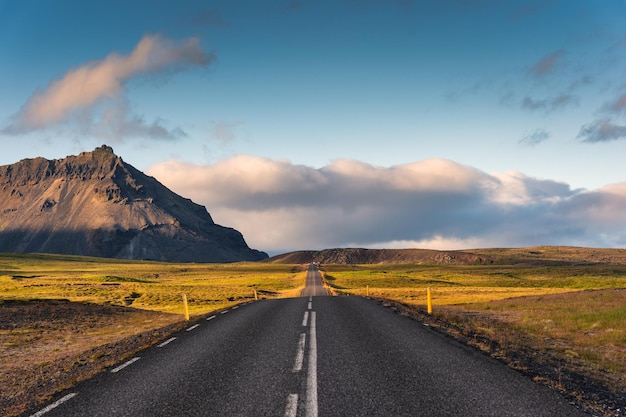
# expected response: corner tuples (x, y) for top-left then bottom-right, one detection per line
(0, 253), (306, 315)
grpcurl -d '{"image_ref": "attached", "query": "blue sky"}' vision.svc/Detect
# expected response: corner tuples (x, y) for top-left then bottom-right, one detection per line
(3, 1), (626, 253)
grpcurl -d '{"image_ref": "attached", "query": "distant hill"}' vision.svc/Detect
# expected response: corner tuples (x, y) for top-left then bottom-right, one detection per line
(0, 145), (267, 262)
(267, 246), (626, 265)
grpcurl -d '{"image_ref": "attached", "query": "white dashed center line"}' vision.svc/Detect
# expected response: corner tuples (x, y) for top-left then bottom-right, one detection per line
(186, 324), (200, 332)
(284, 393), (299, 417)
(207, 315), (216, 321)
(293, 333), (306, 372)
(302, 311), (309, 327)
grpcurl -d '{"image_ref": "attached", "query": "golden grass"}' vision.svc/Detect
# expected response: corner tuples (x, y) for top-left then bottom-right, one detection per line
(348, 286), (580, 305)
(324, 262), (626, 304)
(0, 253), (306, 316)
(458, 289), (626, 375)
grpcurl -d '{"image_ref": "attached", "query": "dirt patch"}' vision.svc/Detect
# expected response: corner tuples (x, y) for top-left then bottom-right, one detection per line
(0, 299), (185, 417)
(374, 296), (626, 417)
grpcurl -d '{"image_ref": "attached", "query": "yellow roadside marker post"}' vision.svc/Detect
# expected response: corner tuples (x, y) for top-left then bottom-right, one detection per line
(183, 294), (190, 321)
(254, 289), (258, 300)
(427, 287), (433, 315)
(366, 285), (369, 296)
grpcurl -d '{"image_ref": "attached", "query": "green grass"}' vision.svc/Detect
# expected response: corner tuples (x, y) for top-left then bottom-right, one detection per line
(0, 253), (305, 315)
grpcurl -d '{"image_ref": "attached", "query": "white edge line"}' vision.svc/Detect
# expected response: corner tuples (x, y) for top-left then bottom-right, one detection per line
(207, 315), (216, 321)
(110, 357), (140, 373)
(293, 333), (306, 372)
(302, 311), (309, 327)
(158, 337), (177, 348)
(186, 324), (200, 332)
(307, 302), (312, 310)
(30, 392), (78, 417)
(284, 393), (299, 417)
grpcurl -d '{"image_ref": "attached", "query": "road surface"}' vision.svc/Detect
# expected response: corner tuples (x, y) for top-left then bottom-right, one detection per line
(25, 264), (586, 417)
(300, 264), (329, 297)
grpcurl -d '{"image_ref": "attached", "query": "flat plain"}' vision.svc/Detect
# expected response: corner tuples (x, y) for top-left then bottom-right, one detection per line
(2, 248), (626, 416)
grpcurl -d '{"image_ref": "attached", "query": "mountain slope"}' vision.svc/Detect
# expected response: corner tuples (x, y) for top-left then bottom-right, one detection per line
(0, 145), (267, 262)
(267, 248), (492, 265)
(267, 246), (626, 265)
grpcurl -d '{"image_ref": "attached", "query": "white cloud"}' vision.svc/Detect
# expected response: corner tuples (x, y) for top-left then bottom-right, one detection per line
(3, 34), (214, 140)
(146, 155), (626, 253)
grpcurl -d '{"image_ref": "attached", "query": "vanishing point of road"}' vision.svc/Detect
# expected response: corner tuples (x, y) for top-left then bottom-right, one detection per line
(25, 264), (586, 417)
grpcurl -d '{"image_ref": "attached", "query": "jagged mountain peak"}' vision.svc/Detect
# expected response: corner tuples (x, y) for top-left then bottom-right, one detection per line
(0, 145), (267, 262)
(1, 145), (120, 185)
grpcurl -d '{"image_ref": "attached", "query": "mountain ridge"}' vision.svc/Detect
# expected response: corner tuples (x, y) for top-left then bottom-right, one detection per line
(267, 246), (626, 265)
(0, 145), (267, 262)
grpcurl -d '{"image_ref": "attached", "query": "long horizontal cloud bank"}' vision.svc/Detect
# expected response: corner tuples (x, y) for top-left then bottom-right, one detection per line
(148, 156), (626, 253)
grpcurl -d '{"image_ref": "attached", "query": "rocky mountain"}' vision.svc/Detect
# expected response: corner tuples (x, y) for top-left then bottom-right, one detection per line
(0, 145), (267, 262)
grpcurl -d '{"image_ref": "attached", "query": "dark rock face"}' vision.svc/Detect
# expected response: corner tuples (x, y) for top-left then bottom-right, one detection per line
(0, 145), (268, 262)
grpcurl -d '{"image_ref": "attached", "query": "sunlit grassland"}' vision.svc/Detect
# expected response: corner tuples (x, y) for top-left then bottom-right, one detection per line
(0, 253), (305, 315)
(323, 263), (626, 301)
(323, 262), (626, 384)
(459, 290), (626, 372)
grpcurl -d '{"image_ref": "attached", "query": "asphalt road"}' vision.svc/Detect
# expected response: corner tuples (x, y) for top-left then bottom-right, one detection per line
(300, 264), (329, 297)
(26, 265), (587, 417)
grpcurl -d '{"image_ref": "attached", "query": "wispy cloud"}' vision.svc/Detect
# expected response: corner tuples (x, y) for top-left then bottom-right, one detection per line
(146, 156), (626, 253)
(578, 119), (626, 143)
(3, 34), (214, 140)
(606, 93), (626, 115)
(578, 90), (626, 143)
(530, 49), (566, 77)
(211, 121), (244, 143)
(519, 128), (550, 146)
(73, 98), (187, 142)
(521, 94), (577, 112)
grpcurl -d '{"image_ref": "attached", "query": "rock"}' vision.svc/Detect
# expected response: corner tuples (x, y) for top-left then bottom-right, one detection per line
(0, 145), (267, 262)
